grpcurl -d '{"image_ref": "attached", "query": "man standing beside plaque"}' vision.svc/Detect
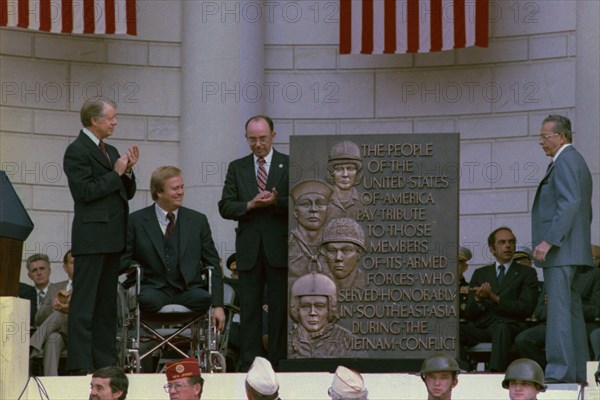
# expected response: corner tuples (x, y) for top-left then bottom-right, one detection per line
(218, 115), (288, 371)
(461, 227), (539, 372)
(531, 114), (593, 384)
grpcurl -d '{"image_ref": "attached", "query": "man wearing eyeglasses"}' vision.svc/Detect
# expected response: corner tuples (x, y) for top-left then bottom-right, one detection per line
(532, 114), (593, 384)
(164, 357), (204, 400)
(219, 115), (289, 371)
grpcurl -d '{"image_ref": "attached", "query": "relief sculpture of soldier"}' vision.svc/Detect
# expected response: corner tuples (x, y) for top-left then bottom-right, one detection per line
(288, 180), (333, 281)
(320, 218), (367, 290)
(288, 273), (363, 358)
(326, 141), (364, 221)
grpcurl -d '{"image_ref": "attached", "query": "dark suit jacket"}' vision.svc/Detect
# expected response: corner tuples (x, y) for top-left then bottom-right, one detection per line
(121, 205), (224, 307)
(63, 131), (136, 255)
(218, 150), (289, 271)
(532, 145), (593, 267)
(465, 262), (539, 328)
(35, 281), (69, 326)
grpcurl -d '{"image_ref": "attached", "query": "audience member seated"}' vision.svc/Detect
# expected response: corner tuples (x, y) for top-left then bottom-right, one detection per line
(120, 166), (225, 328)
(582, 244), (600, 360)
(245, 357), (280, 400)
(328, 366), (368, 400)
(513, 245), (533, 267)
(90, 366), (129, 400)
(26, 253), (53, 321)
(164, 357), (204, 400)
(30, 250), (74, 376)
(516, 246), (600, 367)
(460, 227), (539, 372)
(420, 353), (459, 400)
(502, 359), (546, 400)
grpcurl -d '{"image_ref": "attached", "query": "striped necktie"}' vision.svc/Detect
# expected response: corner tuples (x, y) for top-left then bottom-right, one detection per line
(257, 157), (268, 191)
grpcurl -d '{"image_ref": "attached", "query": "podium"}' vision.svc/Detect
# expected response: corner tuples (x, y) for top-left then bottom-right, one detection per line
(0, 170), (34, 296)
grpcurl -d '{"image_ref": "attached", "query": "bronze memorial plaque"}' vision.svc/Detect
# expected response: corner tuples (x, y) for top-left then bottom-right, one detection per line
(287, 133), (459, 360)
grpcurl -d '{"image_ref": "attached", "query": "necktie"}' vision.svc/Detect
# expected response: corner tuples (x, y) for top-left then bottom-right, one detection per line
(257, 157), (268, 191)
(99, 140), (111, 163)
(38, 291), (45, 307)
(497, 264), (506, 285)
(165, 212), (175, 238)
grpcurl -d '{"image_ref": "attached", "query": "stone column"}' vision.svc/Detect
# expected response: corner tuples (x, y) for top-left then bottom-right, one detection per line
(575, 1), (600, 244)
(179, 0), (266, 255)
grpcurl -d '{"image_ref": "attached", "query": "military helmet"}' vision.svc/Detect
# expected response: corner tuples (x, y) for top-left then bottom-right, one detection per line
(289, 273), (338, 323)
(420, 353), (460, 380)
(290, 180), (333, 203)
(328, 141), (362, 163)
(327, 141), (363, 187)
(320, 218), (366, 252)
(502, 358), (546, 392)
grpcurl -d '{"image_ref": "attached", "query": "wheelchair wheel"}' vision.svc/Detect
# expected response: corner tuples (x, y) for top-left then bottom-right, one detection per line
(116, 284), (129, 369)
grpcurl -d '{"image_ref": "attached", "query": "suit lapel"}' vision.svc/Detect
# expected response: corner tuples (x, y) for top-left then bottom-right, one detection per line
(142, 206), (168, 266)
(241, 154), (259, 197)
(495, 263), (523, 293)
(177, 208), (189, 258)
(79, 131), (113, 170)
(485, 265), (501, 293)
(266, 150), (286, 189)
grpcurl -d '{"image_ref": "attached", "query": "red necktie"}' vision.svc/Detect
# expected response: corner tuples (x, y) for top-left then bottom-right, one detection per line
(257, 157), (268, 191)
(165, 212), (175, 238)
(99, 140), (110, 163)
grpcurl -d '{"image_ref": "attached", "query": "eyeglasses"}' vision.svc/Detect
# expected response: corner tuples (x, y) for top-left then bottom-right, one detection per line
(164, 383), (194, 392)
(539, 133), (559, 141)
(246, 136), (271, 145)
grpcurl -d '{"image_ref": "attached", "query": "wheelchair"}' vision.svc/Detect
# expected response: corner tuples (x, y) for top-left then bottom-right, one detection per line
(117, 264), (236, 373)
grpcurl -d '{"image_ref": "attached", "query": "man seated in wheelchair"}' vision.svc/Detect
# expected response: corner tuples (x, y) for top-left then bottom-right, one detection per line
(121, 166), (225, 330)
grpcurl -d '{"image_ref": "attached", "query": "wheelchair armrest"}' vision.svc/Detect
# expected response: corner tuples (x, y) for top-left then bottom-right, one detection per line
(226, 303), (241, 314)
(120, 264), (141, 293)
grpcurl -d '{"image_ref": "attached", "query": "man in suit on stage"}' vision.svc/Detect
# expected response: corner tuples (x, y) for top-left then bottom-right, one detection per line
(531, 114), (593, 383)
(121, 166), (225, 330)
(219, 115), (289, 370)
(461, 227), (539, 372)
(30, 250), (75, 375)
(63, 97), (139, 373)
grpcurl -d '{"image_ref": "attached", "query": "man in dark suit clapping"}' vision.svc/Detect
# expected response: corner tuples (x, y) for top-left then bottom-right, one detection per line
(219, 115), (289, 370)
(461, 227), (539, 372)
(63, 97), (139, 373)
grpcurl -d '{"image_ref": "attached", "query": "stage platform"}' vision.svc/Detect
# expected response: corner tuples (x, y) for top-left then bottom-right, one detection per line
(15, 366), (599, 400)
(2, 298), (599, 400)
